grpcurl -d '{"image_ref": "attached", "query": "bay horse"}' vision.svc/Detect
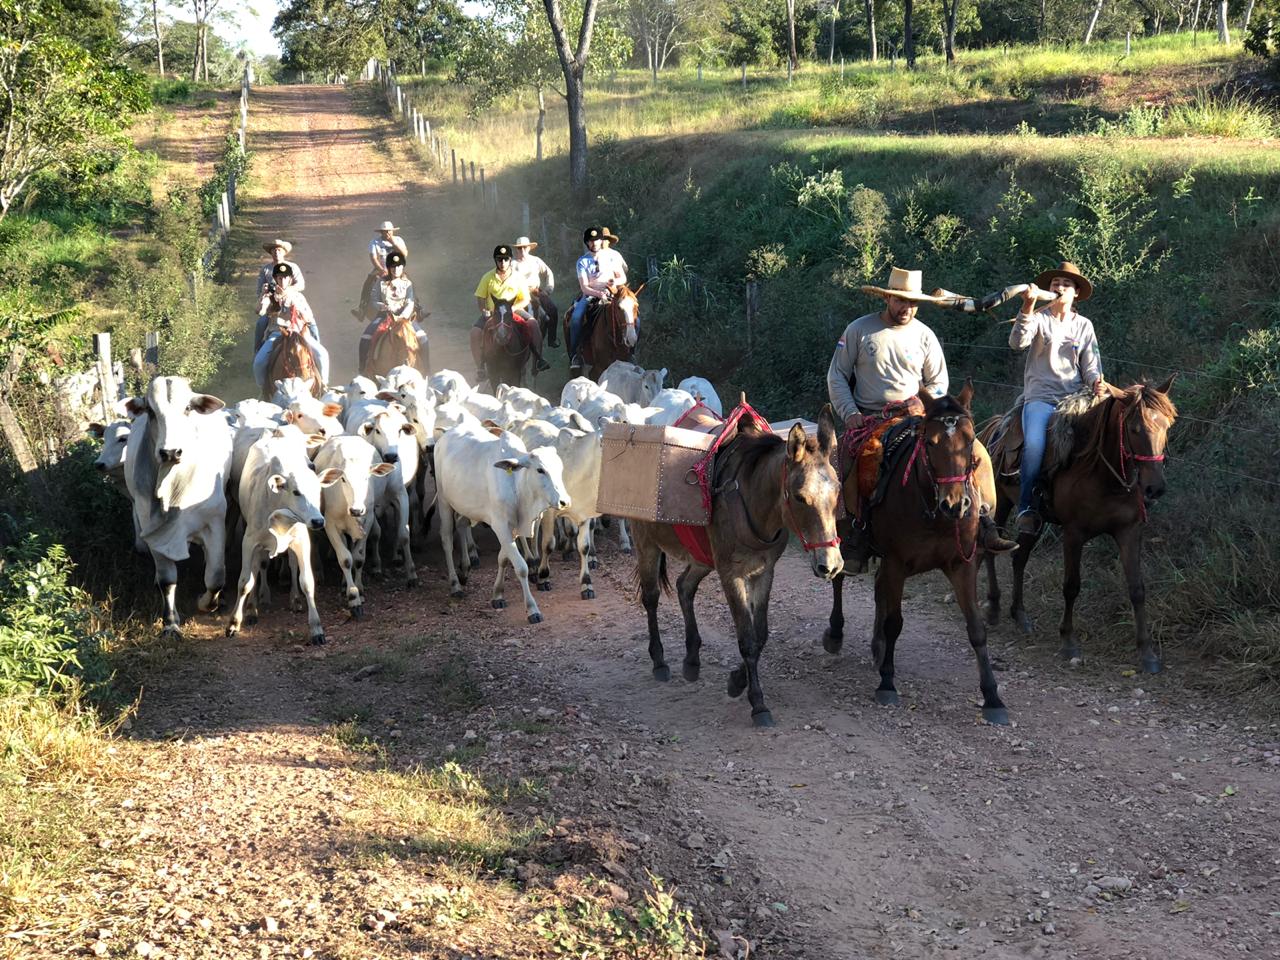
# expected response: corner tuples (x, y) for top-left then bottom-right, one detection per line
(631, 405), (844, 727)
(822, 382), (1010, 724)
(262, 331), (323, 401)
(981, 376), (1177, 673)
(564, 285), (642, 381)
(482, 297), (532, 389)
(363, 311), (428, 380)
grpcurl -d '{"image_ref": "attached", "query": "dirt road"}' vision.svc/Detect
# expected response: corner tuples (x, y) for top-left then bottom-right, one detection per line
(64, 85), (1279, 960)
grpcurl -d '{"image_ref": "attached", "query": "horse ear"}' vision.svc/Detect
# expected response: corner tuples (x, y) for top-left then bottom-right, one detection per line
(633, 282), (646, 297)
(1105, 382), (1127, 400)
(817, 405), (838, 456)
(1153, 372), (1177, 394)
(787, 422), (807, 462)
(957, 378), (974, 411)
(916, 384), (935, 412)
(88, 422), (106, 438)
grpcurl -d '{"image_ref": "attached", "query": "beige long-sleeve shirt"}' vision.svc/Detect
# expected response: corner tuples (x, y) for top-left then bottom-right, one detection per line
(1008, 307), (1102, 403)
(826, 312), (949, 422)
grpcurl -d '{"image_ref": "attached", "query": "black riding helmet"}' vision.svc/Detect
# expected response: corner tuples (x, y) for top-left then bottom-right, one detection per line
(493, 244), (512, 261)
(272, 262), (294, 279)
(583, 226), (604, 245)
(386, 250), (406, 269)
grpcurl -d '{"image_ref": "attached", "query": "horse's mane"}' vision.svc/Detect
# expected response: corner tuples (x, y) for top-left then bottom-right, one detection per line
(720, 425), (784, 478)
(1070, 382), (1178, 472)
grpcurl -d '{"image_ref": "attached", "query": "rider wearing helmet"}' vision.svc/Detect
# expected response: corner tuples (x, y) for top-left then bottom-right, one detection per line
(567, 226), (626, 375)
(470, 244), (549, 383)
(358, 250), (430, 373)
(254, 239), (304, 353)
(511, 236), (558, 348)
(254, 262), (330, 388)
(354, 220), (408, 320)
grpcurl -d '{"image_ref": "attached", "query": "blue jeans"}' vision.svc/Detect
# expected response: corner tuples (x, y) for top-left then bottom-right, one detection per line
(1019, 400), (1056, 514)
(568, 297), (592, 357)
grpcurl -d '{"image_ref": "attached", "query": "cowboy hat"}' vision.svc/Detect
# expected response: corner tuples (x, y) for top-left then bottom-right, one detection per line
(860, 266), (937, 302)
(262, 239), (293, 254)
(1033, 261), (1093, 301)
(512, 236), (538, 250)
(602, 227), (620, 243)
(376, 220), (399, 233)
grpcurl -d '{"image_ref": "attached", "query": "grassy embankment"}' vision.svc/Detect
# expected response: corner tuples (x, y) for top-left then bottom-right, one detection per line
(398, 33), (1280, 701)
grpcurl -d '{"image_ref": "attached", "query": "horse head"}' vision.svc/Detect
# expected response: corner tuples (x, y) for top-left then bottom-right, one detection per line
(615, 285), (640, 348)
(777, 404), (843, 580)
(917, 381), (978, 521)
(491, 298), (516, 347)
(1106, 373), (1177, 504)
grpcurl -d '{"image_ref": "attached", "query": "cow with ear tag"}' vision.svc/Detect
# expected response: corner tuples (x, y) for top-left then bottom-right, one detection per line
(227, 427), (341, 644)
(124, 376), (234, 637)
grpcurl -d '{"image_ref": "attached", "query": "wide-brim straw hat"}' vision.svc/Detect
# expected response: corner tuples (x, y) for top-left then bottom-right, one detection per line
(377, 220), (399, 233)
(1033, 261), (1093, 301)
(602, 227), (620, 243)
(860, 266), (937, 302)
(512, 236), (538, 250)
(262, 239), (292, 254)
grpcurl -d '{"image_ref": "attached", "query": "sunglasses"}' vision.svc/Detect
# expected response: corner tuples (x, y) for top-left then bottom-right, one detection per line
(495, 256), (511, 262)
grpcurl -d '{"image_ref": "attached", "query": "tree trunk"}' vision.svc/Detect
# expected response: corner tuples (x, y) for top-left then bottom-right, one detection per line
(651, 39), (658, 83)
(1038, 0), (1046, 39)
(191, 0), (201, 82)
(944, 0), (959, 62)
(536, 87), (545, 162)
(904, 0), (915, 68)
(829, 2), (838, 65)
(1217, 0), (1230, 41)
(865, 0), (877, 61)
(786, 0), (798, 70)
(541, 0), (599, 195)
(152, 0), (164, 75)
(1241, 0), (1255, 31)
(1083, 0), (1104, 44)
(565, 73), (587, 190)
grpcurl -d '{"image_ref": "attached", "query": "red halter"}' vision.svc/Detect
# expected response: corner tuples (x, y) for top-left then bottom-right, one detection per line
(781, 458), (841, 553)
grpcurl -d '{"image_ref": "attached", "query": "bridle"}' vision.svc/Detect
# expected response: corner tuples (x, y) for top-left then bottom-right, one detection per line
(1097, 393), (1167, 520)
(781, 457), (842, 554)
(903, 410), (979, 563)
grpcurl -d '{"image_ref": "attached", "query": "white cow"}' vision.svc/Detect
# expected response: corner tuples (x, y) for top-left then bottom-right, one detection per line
(599, 360), (667, 406)
(495, 384), (553, 419)
(541, 406), (595, 432)
(560, 376), (605, 411)
(429, 369), (473, 402)
(313, 436), (395, 617)
(227, 429), (340, 644)
(460, 391), (516, 426)
(232, 399), (286, 428)
(124, 377), (233, 636)
(91, 419), (147, 554)
(677, 376), (723, 417)
(434, 423), (569, 623)
(644, 388), (698, 426)
(346, 401), (419, 585)
(379, 365), (424, 391)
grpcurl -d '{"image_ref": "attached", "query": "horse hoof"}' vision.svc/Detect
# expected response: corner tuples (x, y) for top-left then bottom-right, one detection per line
(537, 581), (551, 592)
(822, 628), (843, 654)
(653, 664), (671, 682)
(752, 710), (775, 729)
(450, 588), (466, 599)
(581, 587), (595, 600)
(350, 605), (363, 620)
(985, 603), (1000, 626)
(982, 706), (1010, 725)
(405, 577), (418, 589)
(162, 625), (183, 640)
(224, 625), (237, 638)
(469, 556), (481, 570)
(1140, 654), (1163, 675)
(1059, 646), (1082, 662)
(682, 661), (700, 682)
(528, 612), (543, 624)
(1013, 611), (1034, 635)
(874, 688), (900, 707)
(727, 668), (747, 699)
(310, 633), (326, 646)
(491, 598), (506, 609)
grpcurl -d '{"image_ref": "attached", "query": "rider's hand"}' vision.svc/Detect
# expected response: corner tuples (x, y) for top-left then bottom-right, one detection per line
(845, 413), (866, 431)
(1020, 284), (1042, 312)
(1092, 378), (1105, 397)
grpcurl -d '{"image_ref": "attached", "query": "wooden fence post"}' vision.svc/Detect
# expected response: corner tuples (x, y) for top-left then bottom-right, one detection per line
(0, 346), (45, 502)
(145, 331), (161, 372)
(741, 64), (747, 91)
(93, 332), (116, 423)
(451, 148), (458, 183)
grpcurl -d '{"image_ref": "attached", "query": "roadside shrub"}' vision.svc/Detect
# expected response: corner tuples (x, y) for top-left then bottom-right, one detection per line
(1162, 90), (1277, 139)
(198, 133), (252, 219)
(1061, 152), (1167, 288)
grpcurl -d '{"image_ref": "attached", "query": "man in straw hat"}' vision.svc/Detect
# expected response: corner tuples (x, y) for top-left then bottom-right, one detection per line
(1009, 260), (1105, 535)
(511, 236), (558, 348)
(828, 265), (1017, 570)
(255, 239), (304, 353)
(355, 220), (409, 321)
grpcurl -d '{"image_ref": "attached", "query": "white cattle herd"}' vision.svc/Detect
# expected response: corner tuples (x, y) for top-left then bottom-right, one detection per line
(91, 361), (723, 643)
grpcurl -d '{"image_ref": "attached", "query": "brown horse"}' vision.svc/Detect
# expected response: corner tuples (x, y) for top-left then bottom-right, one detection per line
(981, 376), (1177, 673)
(631, 406), (844, 727)
(565, 285), (643, 381)
(823, 383), (1010, 724)
(262, 332), (322, 401)
(482, 298), (533, 389)
(363, 312), (427, 380)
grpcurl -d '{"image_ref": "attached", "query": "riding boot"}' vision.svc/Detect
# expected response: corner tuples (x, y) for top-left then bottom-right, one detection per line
(979, 514), (1019, 554)
(844, 521), (874, 575)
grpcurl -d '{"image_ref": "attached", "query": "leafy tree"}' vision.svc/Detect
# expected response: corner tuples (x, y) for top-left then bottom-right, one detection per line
(0, 0), (149, 220)
(625, 0), (724, 79)
(274, 0), (464, 77)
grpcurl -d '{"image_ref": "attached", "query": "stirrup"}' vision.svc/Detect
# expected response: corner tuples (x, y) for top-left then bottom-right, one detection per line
(980, 515), (1019, 553)
(534, 357), (551, 373)
(1013, 508), (1043, 536)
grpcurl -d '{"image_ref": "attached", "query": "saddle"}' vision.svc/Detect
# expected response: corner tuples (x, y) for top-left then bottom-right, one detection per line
(847, 417), (922, 521)
(982, 398), (1026, 479)
(982, 390), (1102, 483)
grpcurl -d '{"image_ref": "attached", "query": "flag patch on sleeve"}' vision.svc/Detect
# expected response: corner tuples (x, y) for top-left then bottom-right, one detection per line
(837, 338), (846, 348)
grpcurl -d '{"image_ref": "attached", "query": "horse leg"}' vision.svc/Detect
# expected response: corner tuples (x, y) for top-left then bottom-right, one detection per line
(1116, 523), (1160, 674)
(635, 536), (668, 681)
(822, 571), (845, 653)
(871, 559), (905, 706)
(985, 499), (1012, 625)
(1009, 526), (1041, 635)
(723, 570), (775, 727)
(947, 561), (1008, 724)
(1058, 526), (1086, 662)
(676, 563), (712, 681)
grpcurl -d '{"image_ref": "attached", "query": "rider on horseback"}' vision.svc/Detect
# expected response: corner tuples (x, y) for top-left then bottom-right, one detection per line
(254, 239), (304, 353)
(253, 262), (330, 388)
(567, 226), (627, 376)
(1009, 261), (1105, 535)
(827, 266), (1016, 571)
(511, 236), (558, 348)
(354, 220), (408, 321)
(358, 250), (430, 374)
(469, 244), (550, 383)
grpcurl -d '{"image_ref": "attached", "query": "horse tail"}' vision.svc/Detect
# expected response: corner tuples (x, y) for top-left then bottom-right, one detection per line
(628, 544), (671, 601)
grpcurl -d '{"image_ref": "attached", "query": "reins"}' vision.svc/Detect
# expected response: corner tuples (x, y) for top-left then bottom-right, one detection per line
(904, 411), (979, 564)
(1094, 394), (1166, 521)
